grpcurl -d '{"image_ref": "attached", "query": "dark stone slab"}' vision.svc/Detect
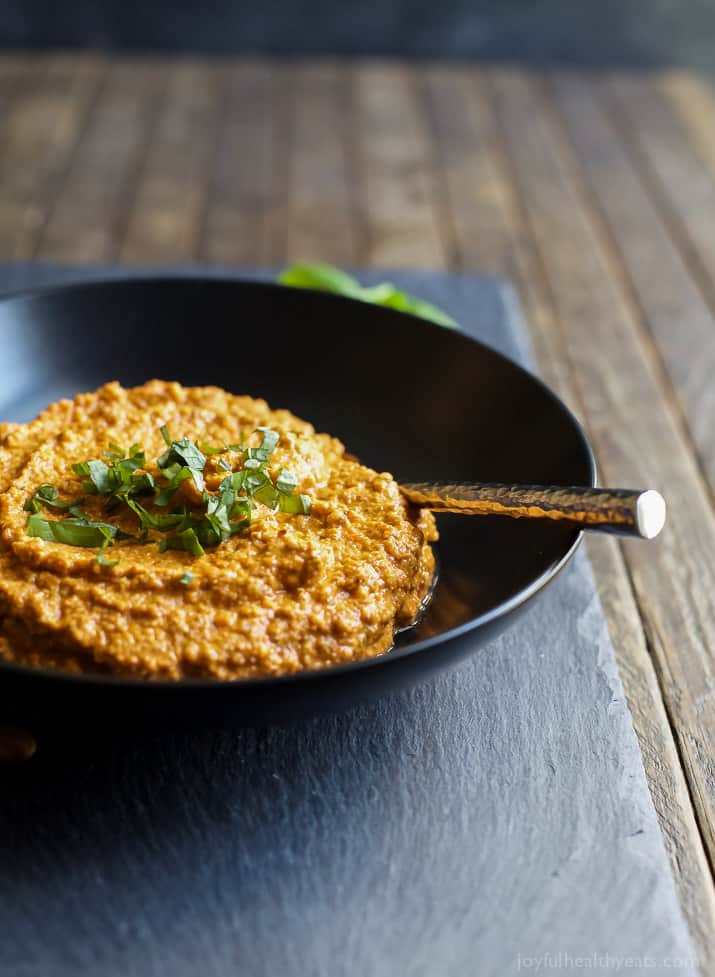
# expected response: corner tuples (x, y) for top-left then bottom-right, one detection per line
(0, 263), (696, 976)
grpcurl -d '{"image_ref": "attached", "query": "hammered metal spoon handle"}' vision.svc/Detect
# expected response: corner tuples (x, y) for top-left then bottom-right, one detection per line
(400, 482), (666, 539)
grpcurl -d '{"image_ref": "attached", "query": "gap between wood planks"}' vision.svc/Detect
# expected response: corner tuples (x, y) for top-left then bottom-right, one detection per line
(0, 54), (106, 259)
(34, 59), (171, 264)
(200, 60), (290, 267)
(591, 74), (715, 491)
(490, 68), (715, 968)
(534, 66), (715, 873)
(119, 59), (226, 263)
(417, 64), (715, 972)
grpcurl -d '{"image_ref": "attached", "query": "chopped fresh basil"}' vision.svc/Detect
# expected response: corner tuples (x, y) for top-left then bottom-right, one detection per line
(256, 427), (280, 454)
(127, 472), (156, 496)
(253, 479), (279, 510)
(199, 442), (226, 456)
(26, 423), (311, 561)
(125, 499), (186, 532)
(157, 435), (206, 496)
(24, 484), (84, 513)
(159, 528), (205, 557)
(180, 571), (193, 585)
(275, 469), (298, 494)
(154, 466), (193, 507)
(28, 514), (117, 548)
(72, 458), (114, 494)
(279, 493), (312, 515)
(96, 540), (120, 567)
(157, 435), (206, 472)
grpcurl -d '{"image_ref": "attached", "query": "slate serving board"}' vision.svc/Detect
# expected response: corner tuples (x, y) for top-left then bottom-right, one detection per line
(0, 264), (696, 977)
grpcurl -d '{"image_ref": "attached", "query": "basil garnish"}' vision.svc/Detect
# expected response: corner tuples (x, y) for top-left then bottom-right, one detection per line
(24, 424), (311, 566)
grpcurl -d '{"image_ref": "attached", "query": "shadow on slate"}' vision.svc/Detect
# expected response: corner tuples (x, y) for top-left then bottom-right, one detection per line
(0, 263), (696, 977)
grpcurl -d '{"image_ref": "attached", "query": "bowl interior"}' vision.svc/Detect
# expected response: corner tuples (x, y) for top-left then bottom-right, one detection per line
(0, 277), (594, 670)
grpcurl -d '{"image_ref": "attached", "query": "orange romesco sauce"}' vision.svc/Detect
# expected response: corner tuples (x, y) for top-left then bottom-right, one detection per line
(0, 381), (437, 680)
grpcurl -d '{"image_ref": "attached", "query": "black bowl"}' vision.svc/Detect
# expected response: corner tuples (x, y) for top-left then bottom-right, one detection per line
(0, 277), (595, 730)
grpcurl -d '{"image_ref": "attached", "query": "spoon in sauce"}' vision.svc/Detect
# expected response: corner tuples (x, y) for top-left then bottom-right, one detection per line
(400, 482), (666, 540)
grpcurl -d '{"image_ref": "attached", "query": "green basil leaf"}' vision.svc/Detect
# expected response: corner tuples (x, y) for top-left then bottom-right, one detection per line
(159, 528), (205, 557)
(278, 493), (312, 515)
(278, 263), (363, 298)
(72, 459), (116, 494)
(27, 514), (116, 548)
(128, 472), (156, 497)
(255, 427), (280, 455)
(155, 466), (192, 507)
(275, 468), (298, 494)
(96, 542), (120, 567)
(172, 438), (206, 471)
(125, 499), (185, 532)
(278, 263), (458, 328)
(253, 481), (279, 510)
(379, 290), (458, 329)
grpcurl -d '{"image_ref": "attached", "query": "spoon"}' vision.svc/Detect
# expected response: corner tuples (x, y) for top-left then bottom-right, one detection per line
(400, 482), (666, 540)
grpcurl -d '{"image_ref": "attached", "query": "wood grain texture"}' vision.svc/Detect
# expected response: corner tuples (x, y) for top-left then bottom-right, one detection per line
(201, 61), (286, 266)
(0, 54), (104, 259)
(570, 72), (715, 484)
(353, 62), (449, 269)
(608, 73), (715, 319)
(489, 66), (715, 948)
(284, 62), (359, 266)
(588, 532), (715, 972)
(662, 70), (715, 199)
(35, 60), (169, 264)
(421, 67), (715, 971)
(121, 60), (225, 263)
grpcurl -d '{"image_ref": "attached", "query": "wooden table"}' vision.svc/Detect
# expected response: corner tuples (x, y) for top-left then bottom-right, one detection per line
(2, 53), (715, 970)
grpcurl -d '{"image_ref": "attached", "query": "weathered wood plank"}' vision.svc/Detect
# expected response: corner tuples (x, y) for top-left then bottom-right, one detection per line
(35, 60), (169, 263)
(352, 63), (449, 269)
(284, 62), (359, 266)
(549, 72), (715, 487)
(120, 60), (225, 263)
(487, 69), (715, 925)
(422, 67), (715, 970)
(662, 71), (715, 186)
(419, 67), (574, 394)
(0, 54), (104, 259)
(606, 74), (715, 336)
(201, 60), (284, 267)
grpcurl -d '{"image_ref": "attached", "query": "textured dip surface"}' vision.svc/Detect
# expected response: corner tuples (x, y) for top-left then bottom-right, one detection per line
(0, 381), (437, 680)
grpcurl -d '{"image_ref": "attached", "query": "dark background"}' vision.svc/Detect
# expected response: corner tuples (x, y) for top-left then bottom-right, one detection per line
(4, 0), (715, 66)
